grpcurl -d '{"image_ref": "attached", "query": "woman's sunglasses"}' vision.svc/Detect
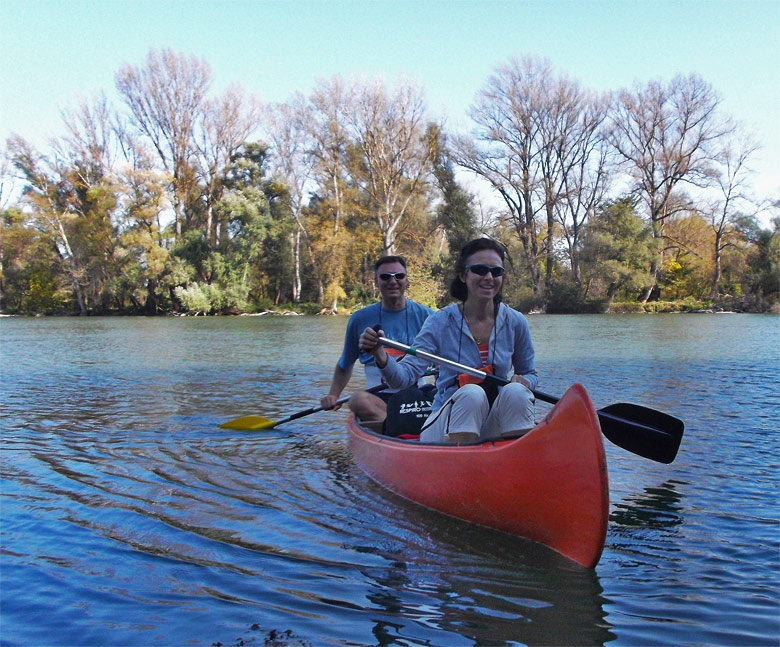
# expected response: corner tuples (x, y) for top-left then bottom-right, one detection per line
(465, 264), (506, 277)
(378, 272), (406, 281)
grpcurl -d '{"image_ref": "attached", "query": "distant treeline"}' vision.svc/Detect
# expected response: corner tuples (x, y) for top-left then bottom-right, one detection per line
(1, 49), (778, 316)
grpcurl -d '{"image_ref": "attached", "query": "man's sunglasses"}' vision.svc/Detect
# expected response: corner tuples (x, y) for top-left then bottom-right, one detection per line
(379, 272), (406, 281)
(465, 264), (506, 277)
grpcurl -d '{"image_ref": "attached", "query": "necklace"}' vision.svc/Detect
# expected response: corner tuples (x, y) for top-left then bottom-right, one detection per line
(462, 309), (493, 344)
(457, 303), (497, 369)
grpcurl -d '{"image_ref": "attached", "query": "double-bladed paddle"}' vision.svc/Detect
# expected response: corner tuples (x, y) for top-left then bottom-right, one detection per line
(220, 383), (388, 430)
(377, 335), (685, 464)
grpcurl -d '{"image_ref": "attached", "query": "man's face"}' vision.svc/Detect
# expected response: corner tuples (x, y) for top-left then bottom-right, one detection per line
(376, 262), (408, 300)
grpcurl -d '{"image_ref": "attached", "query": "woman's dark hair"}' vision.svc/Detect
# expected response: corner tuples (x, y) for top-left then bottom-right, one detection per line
(449, 238), (509, 304)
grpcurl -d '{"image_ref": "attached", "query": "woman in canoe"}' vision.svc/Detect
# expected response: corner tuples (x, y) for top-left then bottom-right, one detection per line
(359, 238), (538, 444)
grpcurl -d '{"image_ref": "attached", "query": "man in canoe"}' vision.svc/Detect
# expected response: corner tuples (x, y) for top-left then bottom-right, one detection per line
(359, 238), (538, 443)
(320, 255), (434, 430)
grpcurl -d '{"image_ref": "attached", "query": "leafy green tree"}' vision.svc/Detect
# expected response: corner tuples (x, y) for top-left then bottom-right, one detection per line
(114, 162), (174, 313)
(428, 124), (477, 261)
(580, 198), (654, 304)
(211, 143), (292, 311)
(741, 214), (780, 302)
(300, 192), (356, 311)
(0, 206), (68, 313)
(7, 135), (118, 314)
(661, 213), (718, 300)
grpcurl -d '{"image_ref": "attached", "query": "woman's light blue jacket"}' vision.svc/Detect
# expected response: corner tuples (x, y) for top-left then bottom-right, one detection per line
(379, 302), (538, 412)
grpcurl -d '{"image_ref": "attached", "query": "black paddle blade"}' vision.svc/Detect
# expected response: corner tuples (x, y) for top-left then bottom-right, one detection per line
(598, 403), (685, 464)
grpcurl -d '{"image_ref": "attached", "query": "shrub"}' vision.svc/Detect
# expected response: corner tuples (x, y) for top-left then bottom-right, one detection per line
(174, 284), (211, 314)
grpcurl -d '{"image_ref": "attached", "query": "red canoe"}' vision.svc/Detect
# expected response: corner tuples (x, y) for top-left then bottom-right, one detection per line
(347, 383), (609, 568)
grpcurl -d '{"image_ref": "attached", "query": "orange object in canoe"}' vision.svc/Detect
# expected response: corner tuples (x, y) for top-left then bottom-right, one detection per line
(347, 383), (609, 568)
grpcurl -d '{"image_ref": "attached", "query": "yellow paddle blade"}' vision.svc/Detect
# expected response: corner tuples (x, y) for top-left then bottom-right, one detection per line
(219, 416), (277, 430)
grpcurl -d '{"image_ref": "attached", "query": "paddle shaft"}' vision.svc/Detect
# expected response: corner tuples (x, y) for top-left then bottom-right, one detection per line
(276, 382), (388, 425)
(380, 335), (577, 403)
(380, 335), (514, 386)
(378, 336), (683, 463)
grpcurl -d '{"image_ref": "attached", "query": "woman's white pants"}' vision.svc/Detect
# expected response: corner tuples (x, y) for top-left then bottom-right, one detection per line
(419, 382), (535, 443)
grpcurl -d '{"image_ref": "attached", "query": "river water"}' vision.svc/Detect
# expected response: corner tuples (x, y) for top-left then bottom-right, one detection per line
(1, 313), (778, 647)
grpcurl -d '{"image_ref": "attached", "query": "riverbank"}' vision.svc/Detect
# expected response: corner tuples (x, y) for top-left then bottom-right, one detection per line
(607, 295), (779, 314)
(3, 294), (778, 317)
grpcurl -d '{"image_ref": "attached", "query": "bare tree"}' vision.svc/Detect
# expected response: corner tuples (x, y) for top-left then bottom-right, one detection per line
(345, 78), (434, 254)
(538, 76), (612, 287)
(59, 92), (118, 188)
(264, 94), (317, 302)
(455, 57), (556, 295)
(263, 79), (357, 310)
(264, 79), (354, 308)
(115, 48), (212, 238)
(553, 93), (612, 285)
(609, 74), (730, 301)
(308, 77), (351, 238)
(196, 84), (262, 245)
(704, 131), (760, 297)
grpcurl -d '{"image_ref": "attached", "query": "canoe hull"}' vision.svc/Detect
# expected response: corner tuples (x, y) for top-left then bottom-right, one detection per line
(347, 383), (609, 568)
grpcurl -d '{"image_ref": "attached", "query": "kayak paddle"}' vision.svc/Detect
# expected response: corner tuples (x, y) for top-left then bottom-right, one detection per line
(377, 336), (684, 464)
(220, 383), (388, 430)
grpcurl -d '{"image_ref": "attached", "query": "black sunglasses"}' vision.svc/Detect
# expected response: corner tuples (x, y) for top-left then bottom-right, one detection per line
(379, 272), (406, 281)
(465, 264), (506, 277)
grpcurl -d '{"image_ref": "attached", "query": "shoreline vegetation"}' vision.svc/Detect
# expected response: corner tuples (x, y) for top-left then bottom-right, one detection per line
(3, 294), (777, 318)
(3, 49), (778, 321)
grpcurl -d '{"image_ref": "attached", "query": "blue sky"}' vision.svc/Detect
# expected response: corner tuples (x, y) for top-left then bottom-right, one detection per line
(2, 0), (778, 205)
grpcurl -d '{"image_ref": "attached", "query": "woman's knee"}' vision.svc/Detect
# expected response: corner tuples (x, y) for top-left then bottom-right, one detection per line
(453, 383), (489, 406)
(502, 381), (533, 404)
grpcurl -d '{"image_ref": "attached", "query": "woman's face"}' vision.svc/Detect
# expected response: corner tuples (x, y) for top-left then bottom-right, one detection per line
(460, 249), (504, 302)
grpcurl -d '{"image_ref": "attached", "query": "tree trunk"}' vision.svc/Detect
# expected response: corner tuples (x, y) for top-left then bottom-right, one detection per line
(524, 187), (542, 294)
(206, 204), (214, 246)
(292, 229), (302, 302)
(545, 202), (555, 291)
(639, 260), (659, 303)
(710, 230), (724, 298)
(174, 196), (184, 239)
(54, 216), (87, 315)
(145, 278), (159, 314)
(382, 220), (396, 255)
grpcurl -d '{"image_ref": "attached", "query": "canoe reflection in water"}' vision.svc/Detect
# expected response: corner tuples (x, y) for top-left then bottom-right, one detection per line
(353, 497), (617, 647)
(316, 436), (616, 646)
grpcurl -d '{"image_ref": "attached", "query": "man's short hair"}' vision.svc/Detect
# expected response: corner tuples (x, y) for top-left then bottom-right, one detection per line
(374, 255), (407, 273)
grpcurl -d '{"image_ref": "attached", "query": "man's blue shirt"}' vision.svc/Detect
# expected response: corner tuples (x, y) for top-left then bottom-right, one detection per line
(338, 301), (433, 388)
